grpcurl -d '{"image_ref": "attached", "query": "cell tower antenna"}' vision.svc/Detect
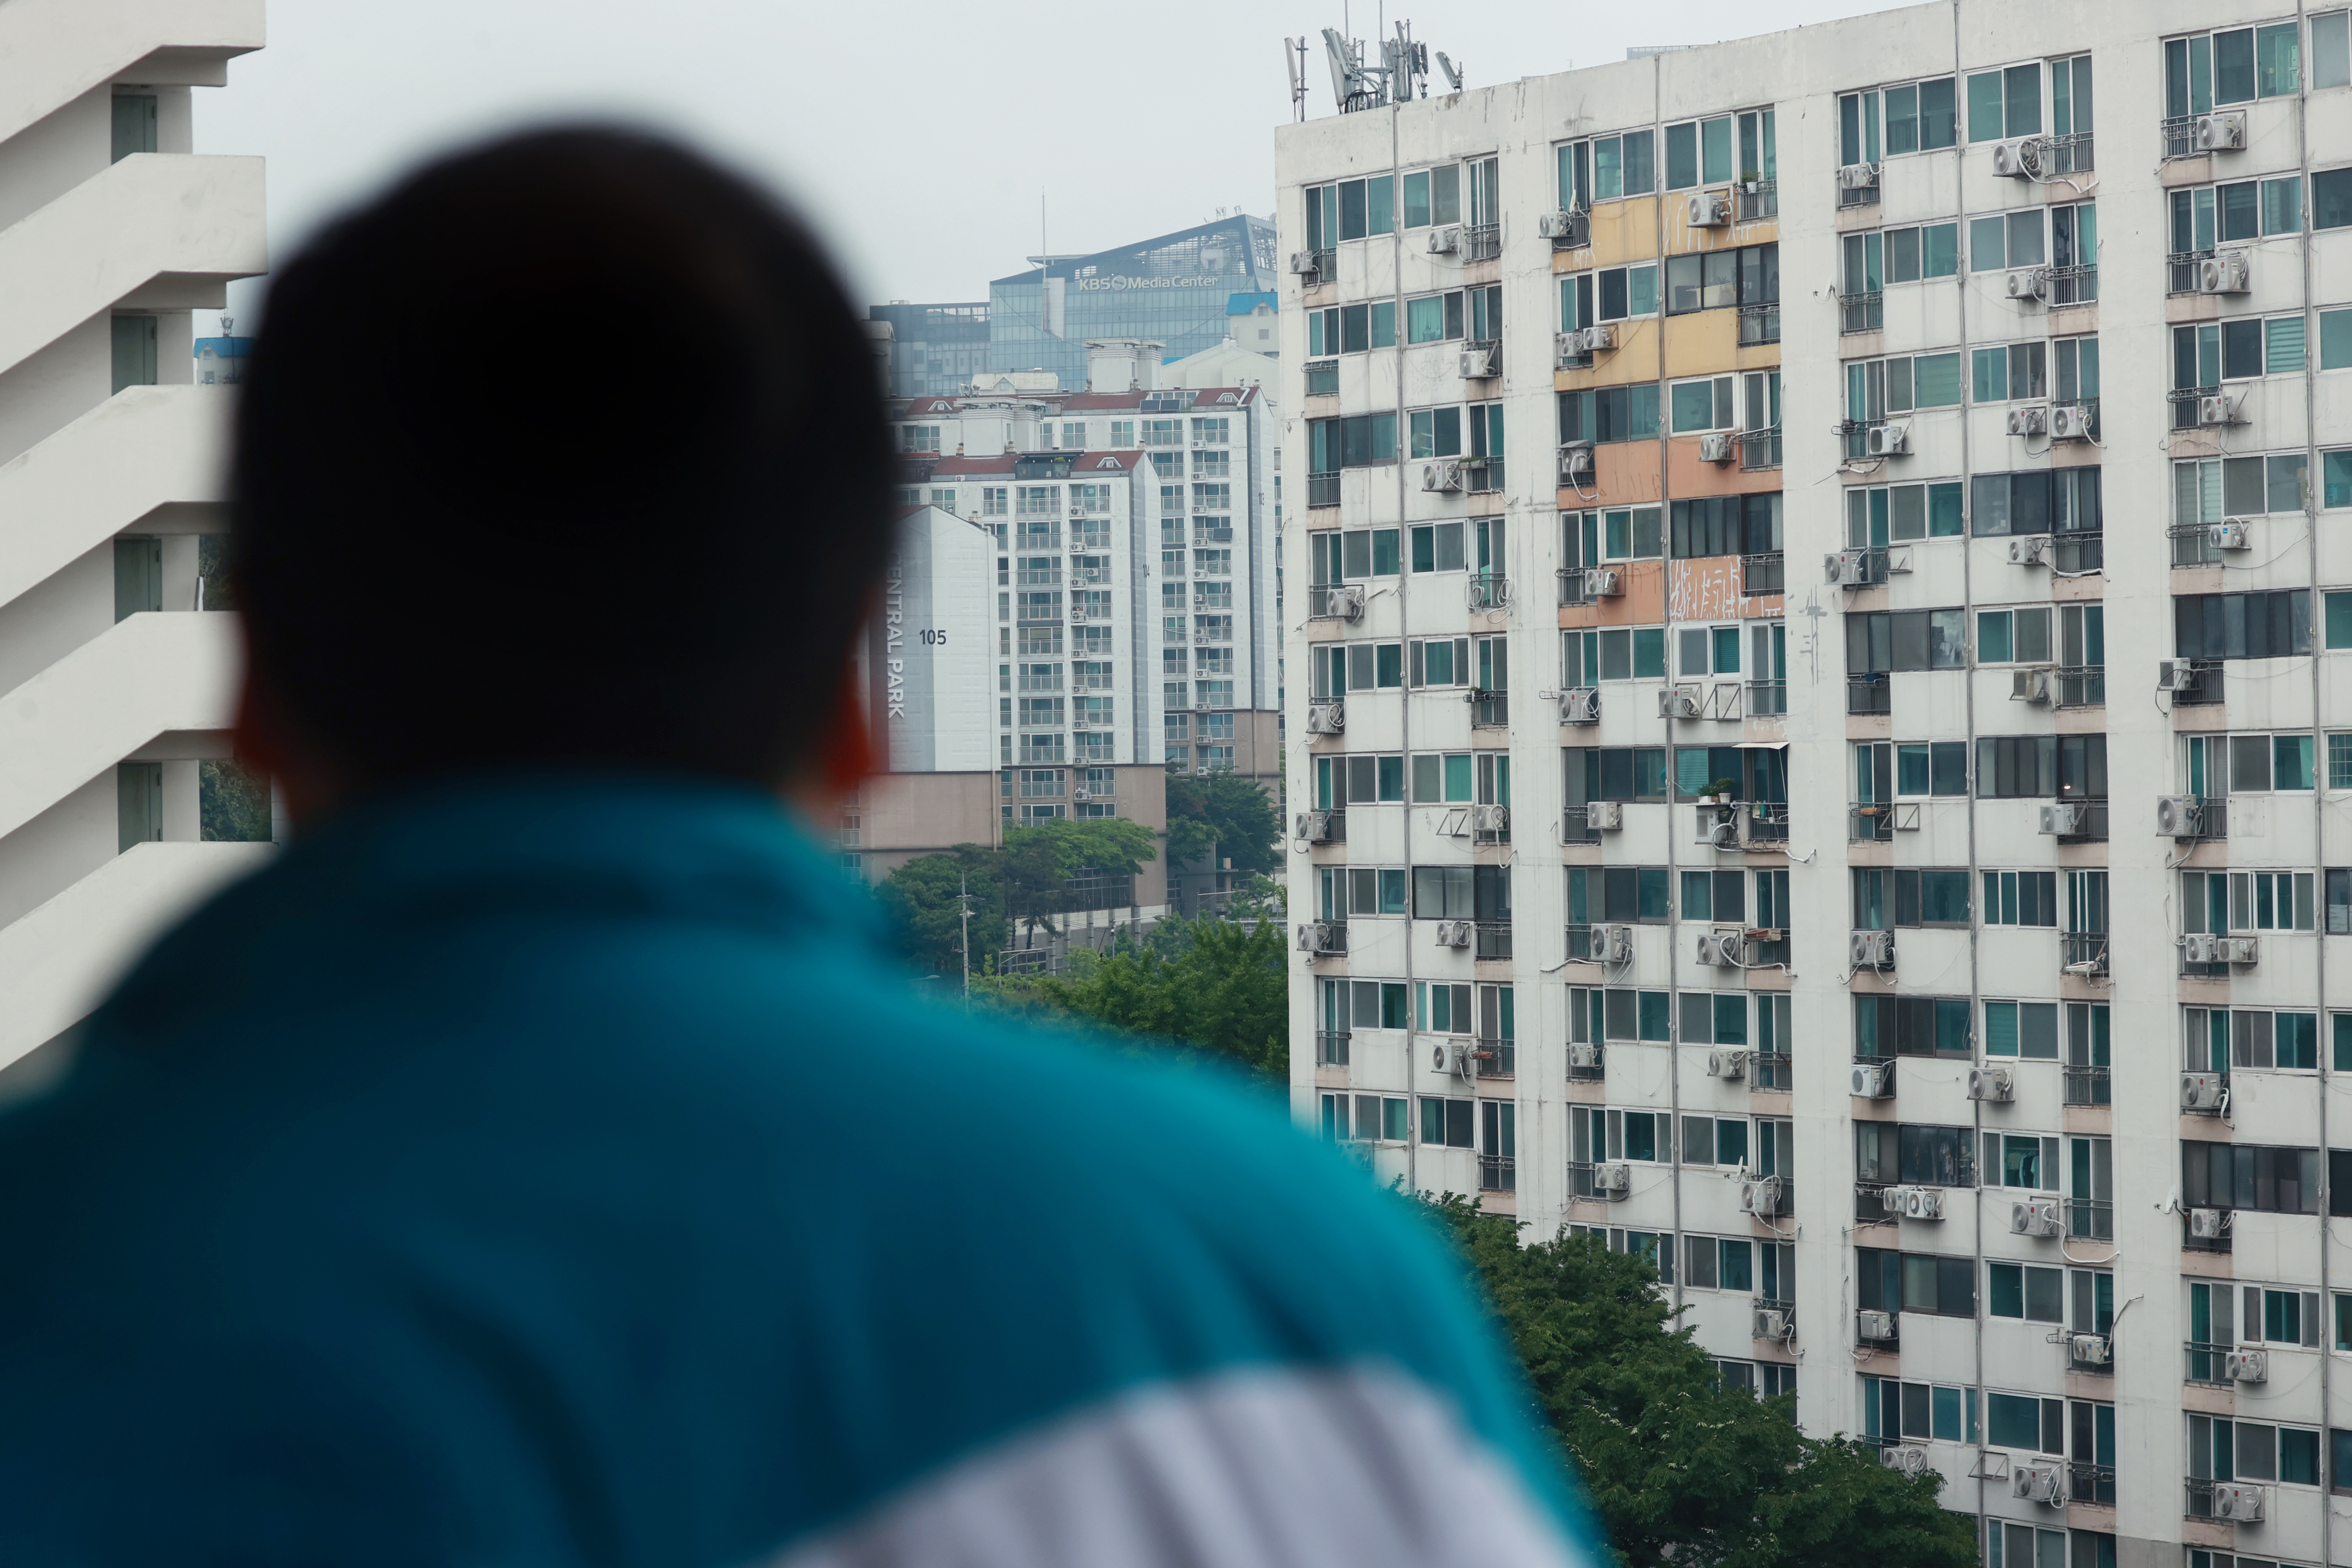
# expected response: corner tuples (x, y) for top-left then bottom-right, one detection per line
(1436, 51), (1463, 92)
(1285, 36), (1308, 121)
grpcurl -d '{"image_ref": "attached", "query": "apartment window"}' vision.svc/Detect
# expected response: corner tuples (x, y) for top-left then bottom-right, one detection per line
(1983, 999), (2059, 1056)
(1558, 385), (1661, 447)
(1883, 76), (1959, 152)
(1408, 406), (1462, 460)
(1845, 607), (1967, 673)
(2168, 24), (2304, 113)
(1989, 1261), (2064, 1322)
(1564, 626), (1668, 683)
(1307, 414), (1399, 472)
(1981, 872), (2059, 928)
(1845, 480), (1964, 545)
(1673, 625), (1745, 678)
(1978, 606), (2053, 664)
(1859, 739), (1967, 797)
(1678, 868), (1749, 924)
(1966, 61), (2044, 141)
(1842, 223), (1960, 300)
(1308, 527), (1401, 585)
(1409, 753), (1476, 805)
(2189, 1415), (2323, 1489)
(1860, 1376), (1977, 1447)
(1563, 748), (1669, 802)
(1971, 469), (2102, 537)
(1975, 734), (2106, 800)
(1564, 865), (1671, 922)
(2181, 1141), (2320, 1213)
(2053, 336), (2102, 402)
(1856, 1246), (1976, 1317)
(2176, 590), (2312, 660)
(1663, 242), (1776, 316)
(1845, 352), (1963, 420)
(1852, 868), (1969, 929)
(1558, 129), (1656, 204)
(1854, 996), (1973, 1059)
(1398, 163), (1461, 230)
(1332, 754), (1407, 805)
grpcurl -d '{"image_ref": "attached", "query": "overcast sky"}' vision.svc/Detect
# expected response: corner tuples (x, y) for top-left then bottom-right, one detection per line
(194, 0), (1907, 329)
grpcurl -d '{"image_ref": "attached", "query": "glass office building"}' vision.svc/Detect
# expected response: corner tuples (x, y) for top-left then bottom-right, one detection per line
(989, 215), (1276, 389)
(868, 301), (991, 398)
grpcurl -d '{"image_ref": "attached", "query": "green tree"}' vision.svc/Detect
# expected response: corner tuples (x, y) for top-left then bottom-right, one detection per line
(874, 845), (1005, 975)
(199, 760), (273, 842)
(1163, 771), (1282, 875)
(1426, 1200), (1975, 1568)
(997, 817), (1158, 941)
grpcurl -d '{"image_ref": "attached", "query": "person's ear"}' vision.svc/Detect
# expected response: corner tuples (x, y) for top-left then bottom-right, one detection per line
(801, 658), (873, 801)
(231, 621), (340, 828)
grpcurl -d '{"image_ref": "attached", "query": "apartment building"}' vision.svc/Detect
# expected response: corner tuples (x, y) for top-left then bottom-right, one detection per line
(0, 2), (270, 1075)
(1281, 5), (2352, 1563)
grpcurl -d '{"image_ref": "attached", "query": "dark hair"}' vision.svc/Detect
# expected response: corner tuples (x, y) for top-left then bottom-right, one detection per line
(231, 126), (892, 787)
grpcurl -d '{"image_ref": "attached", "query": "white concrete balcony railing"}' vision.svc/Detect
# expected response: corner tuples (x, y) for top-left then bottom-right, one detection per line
(0, 0), (263, 148)
(0, 612), (237, 844)
(0, 152), (267, 380)
(0, 386), (230, 613)
(0, 839), (269, 1070)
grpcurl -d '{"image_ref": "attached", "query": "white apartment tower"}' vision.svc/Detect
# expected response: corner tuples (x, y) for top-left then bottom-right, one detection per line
(0, 2), (270, 1071)
(1282, 4), (2352, 1564)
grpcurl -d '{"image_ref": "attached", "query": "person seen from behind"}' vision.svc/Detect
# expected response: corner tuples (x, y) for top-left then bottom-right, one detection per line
(0, 126), (1605, 1567)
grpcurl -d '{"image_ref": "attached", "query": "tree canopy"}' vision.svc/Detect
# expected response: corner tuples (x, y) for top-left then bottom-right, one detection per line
(1163, 771), (1282, 874)
(875, 816), (1160, 971)
(1425, 1199), (1977, 1568)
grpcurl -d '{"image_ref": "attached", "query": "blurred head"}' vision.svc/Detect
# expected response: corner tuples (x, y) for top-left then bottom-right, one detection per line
(230, 126), (891, 817)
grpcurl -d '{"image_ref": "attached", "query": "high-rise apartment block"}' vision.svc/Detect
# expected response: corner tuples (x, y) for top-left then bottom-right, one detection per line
(0, 2), (269, 1073)
(1282, 4), (2352, 1562)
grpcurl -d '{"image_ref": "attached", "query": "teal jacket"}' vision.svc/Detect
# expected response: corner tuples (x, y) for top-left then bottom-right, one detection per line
(0, 777), (1601, 1566)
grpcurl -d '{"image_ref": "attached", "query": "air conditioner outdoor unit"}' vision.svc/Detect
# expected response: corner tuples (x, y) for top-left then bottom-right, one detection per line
(1537, 209), (1592, 245)
(1294, 810), (1336, 843)
(1434, 919), (1472, 948)
(1587, 801), (1625, 832)
(2013, 668), (2054, 706)
(1295, 921), (1334, 952)
(1422, 458), (1464, 492)
(1698, 432), (1734, 463)
(1305, 701), (1345, 734)
(2049, 404), (2094, 440)
(1825, 549), (1883, 587)
(2200, 251), (2251, 295)
(1459, 344), (1499, 379)
(1072, 787), (1093, 801)
(1324, 584), (1365, 621)
(2226, 1348), (2269, 1383)
(2039, 801), (2087, 836)
(2195, 109), (2249, 151)
(1865, 422), (1909, 457)
(1575, 324), (1615, 355)
(1880, 1445), (1930, 1477)
(1068, 607), (1090, 623)
(1658, 685), (1703, 719)
(1686, 190), (1730, 227)
(2004, 269), (2049, 303)
(1287, 250), (1320, 275)
(1856, 1308), (1896, 1339)
(1705, 819), (1740, 850)
(1694, 930), (1737, 967)
(1559, 441), (1596, 481)
(1753, 1306), (1793, 1342)
(1741, 1177), (1786, 1216)
(1991, 135), (2047, 178)
(1851, 929), (1895, 969)
(1905, 1188), (1946, 1221)
(2182, 1073), (2227, 1110)
(1568, 1041), (1601, 1068)
(1591, 921), (1635, 961)
(2209, 520), (2251, 550)
(2156, 793), (2204, 836)
(1431, 1038), (1476, 1077)
(1837, 162), (1880, 190)
(2217, 935), (2259, 965)
(2011, 1465), (2063, 1505)
(1595, 1161), (1632, 1196)
(2156, 662), (2202, 695)
(2183, 932), (2224, 964)
(2006, 406), (2049, 439)
(1472, 804), (1509, 834)
(2198, 392), (2245, 425)
(1969, 1066), (2016, 1102)
(1583, 567), (1623, 598)
(1707, 1048), (1748, 1080)
(2009, 537), (2051, 571)
(2189, 1206), (2231, 1239)
(1555, 332), (1583, 365)
(1426, 225), (1460, 254)
(1562, 686), (1601, 723)
(2212, 1485), (2267, 1523)
(2070, 1332), (2113, 1366)
(1850, 1061), (1893, 1099)
(2012, 1198), (2062, 1238)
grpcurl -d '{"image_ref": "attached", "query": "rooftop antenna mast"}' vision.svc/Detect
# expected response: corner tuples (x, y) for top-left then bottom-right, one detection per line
(1385, 21), (1428, 101)
(1319, 26), (1389, 112)
(1285, 36), (1309, 121)
(1435, 51), (1463, 92)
